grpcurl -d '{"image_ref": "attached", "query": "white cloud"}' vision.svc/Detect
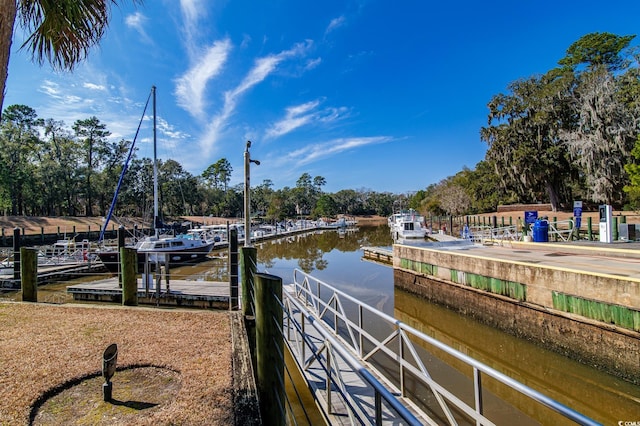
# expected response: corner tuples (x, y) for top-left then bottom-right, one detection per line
(305, 57), (322, 71)
(174, 38), (233, 119)
(278, 136), (393, 166)
(265, 100), (350, 139)
(199, 40), (314, 156)
(180, 0), (205, 26)
(125, 12), (152, 44)
(156, 115), (190, 140)
(39, 80), (61, 98)
(180, 0), (208, 55)
(265, 102), (319, 139)
(83, 82), (106, 91)
(326, 16), (346, 34)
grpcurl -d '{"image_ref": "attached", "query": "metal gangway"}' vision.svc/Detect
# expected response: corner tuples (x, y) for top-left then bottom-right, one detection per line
(283, 269), (598, 425)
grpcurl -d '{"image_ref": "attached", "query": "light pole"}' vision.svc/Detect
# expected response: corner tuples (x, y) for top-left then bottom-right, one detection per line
(244, 140), (260, 247)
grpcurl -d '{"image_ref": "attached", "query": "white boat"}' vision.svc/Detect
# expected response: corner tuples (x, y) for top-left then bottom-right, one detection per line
(389, 209), (427, 239)
(96, 86), (214, 272)
(0, 239), (94, 275)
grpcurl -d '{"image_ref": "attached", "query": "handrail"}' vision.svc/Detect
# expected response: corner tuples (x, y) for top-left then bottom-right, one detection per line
(283, 289), (424, 425)
(469, 224), (521, 244)
(289, 268), (600, 426)
(548, 219), (575, 242)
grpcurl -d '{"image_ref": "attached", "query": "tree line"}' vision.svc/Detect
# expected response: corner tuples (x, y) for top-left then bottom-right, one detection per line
(411, 32), (640, 216)
(0, 106), (397, 219)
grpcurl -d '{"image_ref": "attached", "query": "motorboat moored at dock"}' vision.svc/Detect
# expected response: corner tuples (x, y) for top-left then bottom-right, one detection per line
(389, 209), (427, 239)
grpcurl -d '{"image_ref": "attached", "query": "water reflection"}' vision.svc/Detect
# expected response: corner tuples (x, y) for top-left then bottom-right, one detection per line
(254, 225), (640, 424)
(256, 226), (396, 314)
(256, 225), (392, 274)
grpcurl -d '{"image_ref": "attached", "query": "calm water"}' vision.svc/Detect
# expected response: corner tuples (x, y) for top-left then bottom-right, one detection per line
(253, 225), (640, 425)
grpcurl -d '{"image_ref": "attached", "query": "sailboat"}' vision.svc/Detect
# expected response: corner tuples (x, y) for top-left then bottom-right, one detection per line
(96, 86), (215, 274)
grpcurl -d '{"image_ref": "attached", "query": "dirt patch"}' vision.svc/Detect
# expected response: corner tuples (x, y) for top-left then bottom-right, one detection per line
(0, 302), (234, 425)
(32, 366), (181, 425)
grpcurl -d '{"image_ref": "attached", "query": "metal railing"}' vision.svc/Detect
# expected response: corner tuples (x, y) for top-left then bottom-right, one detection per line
(547, 219), (575, 242)
(283, 287), (423, 425)
(468, 218), (576, 245)
(468, 225), (521, 245)
(284, 268), (599, 426)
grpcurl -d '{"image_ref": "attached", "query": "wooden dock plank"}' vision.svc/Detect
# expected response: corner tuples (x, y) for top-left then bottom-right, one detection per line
(67, 278), (231, 309)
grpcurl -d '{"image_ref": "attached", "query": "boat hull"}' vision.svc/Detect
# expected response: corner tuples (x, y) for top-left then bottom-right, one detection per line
(97, 242), (216, 274)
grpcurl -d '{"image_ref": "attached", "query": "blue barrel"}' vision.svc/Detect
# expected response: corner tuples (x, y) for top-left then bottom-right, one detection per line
(532, 219), (549, 242)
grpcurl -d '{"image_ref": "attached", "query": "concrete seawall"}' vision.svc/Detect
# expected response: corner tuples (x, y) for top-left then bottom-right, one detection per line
(393, 241), (640, 384)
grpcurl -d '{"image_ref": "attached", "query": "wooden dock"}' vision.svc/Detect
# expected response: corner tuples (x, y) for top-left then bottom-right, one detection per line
(0, 262), (107, 290)
(67, 278), (230, 309)
(361, 246), (393, 265)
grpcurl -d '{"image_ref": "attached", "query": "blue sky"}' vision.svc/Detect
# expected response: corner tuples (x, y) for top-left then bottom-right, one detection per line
(5, 0), (640, 194)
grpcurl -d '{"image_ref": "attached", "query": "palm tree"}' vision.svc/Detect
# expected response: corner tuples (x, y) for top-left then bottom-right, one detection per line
(0, 0), (143, 119)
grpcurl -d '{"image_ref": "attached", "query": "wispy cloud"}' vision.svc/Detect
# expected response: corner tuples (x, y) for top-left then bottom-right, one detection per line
(326, 16), (346, 35)
(125, 12), (152, 45)
(200, 40), (314, 156)
(278, 136), (393, 166)
(157, 115), (190, 140)
(265, 99), (349, 139)
(174, 38), (233, 120)
(83, 82), (106, 91)
(39, 80), (61, 98)
(180, 0), (208, 56)
(30, 68), (164, 145)
(265, 100), (320, 138)
(304, 57), (322, 71)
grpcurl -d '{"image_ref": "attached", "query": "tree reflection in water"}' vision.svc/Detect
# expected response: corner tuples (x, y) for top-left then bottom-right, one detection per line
(255, 225), (393, 274)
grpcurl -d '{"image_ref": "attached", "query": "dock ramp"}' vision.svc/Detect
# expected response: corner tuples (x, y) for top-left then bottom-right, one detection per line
(283, 269), (599, 425)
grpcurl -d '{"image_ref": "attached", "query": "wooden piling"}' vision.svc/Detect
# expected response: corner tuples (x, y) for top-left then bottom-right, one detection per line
(241, 246), (257, 317)
(229, 226), (239, 310)
(117, 226), (125, 287)
(20, 247), (38, 302)
(121, 247), (138, 306)
(13, 228), (20, 280)
(255, 272), (284, 426)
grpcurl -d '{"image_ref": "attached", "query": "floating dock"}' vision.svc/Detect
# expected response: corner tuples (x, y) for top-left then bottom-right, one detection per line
(0, 262), (106, 290)
(361, 246), (393, 265)
(67, 278), (230, 309)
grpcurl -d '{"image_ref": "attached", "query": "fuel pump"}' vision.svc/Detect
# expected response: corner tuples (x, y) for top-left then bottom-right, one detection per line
(598, 205), (613, 243)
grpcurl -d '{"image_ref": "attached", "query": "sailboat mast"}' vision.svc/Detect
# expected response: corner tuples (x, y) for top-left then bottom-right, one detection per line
(152, 85), (159, 238)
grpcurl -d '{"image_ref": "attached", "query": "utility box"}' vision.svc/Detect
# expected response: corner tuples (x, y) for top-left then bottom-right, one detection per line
(619, 223), (636, 241)
(598, 205), (613, 243)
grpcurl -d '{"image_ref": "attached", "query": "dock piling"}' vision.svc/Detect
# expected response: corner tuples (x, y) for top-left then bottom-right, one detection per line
(20, 247), (37, 302)
(229, 226), (239, 310)
(117, 226), (125, 288)
(13, 228), (20, 280)
(241, 246), (257, 317)
(121, 247), (138, 306)
(255, 272), (284, 426)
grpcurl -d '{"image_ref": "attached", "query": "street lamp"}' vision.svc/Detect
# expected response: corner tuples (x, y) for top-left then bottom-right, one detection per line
(244, 140), (260, 247)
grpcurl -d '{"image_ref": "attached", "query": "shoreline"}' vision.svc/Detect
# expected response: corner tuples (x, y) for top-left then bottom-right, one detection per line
(0, 214), (389, 236)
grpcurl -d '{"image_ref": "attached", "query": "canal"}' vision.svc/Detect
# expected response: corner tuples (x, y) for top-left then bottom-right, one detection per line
(253, 225), (640, 425)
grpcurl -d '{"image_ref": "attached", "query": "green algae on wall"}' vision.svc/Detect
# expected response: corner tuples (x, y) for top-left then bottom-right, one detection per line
(552, 291), (640, 332)
(400, 258), (437, 275)
(400, 257), (526, 302)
